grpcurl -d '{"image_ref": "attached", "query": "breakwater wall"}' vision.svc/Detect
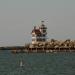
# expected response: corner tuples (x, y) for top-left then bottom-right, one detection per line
(11, 39), (75, 53)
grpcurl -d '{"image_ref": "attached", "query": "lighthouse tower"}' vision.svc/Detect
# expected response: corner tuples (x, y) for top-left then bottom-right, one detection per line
(31, 21), (47, 44)
(39, 21), (47, 41)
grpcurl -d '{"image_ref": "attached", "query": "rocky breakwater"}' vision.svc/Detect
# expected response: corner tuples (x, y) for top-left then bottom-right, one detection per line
(11, 39), (75, 53)
(25, 39), (75, 53)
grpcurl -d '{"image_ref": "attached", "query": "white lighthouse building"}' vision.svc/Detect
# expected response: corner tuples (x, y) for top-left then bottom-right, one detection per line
(31, 21), (47, 44)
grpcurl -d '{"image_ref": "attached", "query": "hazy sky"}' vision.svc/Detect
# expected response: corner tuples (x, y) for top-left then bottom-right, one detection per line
(0, 0), (75, 46)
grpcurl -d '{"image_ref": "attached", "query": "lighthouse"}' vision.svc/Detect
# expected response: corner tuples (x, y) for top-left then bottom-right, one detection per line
(31, 21), (47, 44)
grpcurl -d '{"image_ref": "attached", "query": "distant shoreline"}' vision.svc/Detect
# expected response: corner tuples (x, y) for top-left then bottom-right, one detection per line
(0, 46), (25, 50)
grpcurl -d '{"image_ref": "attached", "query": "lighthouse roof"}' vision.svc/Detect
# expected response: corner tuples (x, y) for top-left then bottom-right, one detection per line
(31, 29), (41, 35)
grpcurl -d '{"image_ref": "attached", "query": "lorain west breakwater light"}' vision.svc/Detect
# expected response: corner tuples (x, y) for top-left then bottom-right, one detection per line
(11, 21), (75, 53)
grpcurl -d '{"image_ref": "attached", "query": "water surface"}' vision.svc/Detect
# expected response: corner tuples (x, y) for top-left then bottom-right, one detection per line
(0, 50), (75, 75)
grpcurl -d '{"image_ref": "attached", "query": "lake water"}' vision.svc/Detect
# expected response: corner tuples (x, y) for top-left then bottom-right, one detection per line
(0, 50), (75, 75)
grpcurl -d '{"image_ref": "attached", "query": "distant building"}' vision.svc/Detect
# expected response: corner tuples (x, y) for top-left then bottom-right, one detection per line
(31, 21), (47, 44)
